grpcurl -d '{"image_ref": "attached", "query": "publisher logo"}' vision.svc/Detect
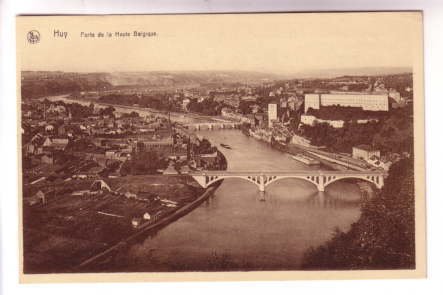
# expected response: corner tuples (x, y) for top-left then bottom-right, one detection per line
(27, 30), (40, 44)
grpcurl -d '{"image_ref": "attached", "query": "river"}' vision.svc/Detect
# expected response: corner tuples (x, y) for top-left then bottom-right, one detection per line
(103, 130), (362, 272)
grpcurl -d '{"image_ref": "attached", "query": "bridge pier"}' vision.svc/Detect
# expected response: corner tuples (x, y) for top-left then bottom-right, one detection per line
(377, 175), (384, 189)
(318, 175), (325, 192)
(259, 175), (265, 192)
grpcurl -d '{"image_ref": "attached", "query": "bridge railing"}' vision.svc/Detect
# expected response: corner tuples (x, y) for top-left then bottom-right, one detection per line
(189, 170), (386, 176)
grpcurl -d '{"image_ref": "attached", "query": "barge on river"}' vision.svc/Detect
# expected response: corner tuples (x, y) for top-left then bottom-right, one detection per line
(291, 154), (320, 166)
(220, 143), (232, 149)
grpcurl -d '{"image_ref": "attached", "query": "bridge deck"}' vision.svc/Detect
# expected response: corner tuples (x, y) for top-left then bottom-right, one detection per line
(189, 170), (385, 176)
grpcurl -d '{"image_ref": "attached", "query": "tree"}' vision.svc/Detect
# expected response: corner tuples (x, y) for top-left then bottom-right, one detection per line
(238, 100), (253, 115)
(100, 106), (115, 117)
(66, 102), (93, 118)
(194, 138), (215, 154)
(120, 151), (167, 175)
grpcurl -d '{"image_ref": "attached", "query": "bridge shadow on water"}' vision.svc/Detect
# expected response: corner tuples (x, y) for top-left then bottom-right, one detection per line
(257, 190), (362, 210)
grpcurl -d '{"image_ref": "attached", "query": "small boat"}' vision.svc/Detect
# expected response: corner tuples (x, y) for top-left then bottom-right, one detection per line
(220, 143), (232, 149)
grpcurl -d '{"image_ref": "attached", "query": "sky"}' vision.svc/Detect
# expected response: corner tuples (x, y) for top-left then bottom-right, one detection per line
(16, 12), (422, 74)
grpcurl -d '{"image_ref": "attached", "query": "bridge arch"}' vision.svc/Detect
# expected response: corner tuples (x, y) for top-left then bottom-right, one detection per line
(204, 175), (261, 189)
(264, 175), (321, 190)
(323, 175), (383, 190)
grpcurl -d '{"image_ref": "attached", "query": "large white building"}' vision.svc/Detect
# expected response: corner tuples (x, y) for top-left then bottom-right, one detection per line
(352, 145), (381, 161)
(304, 92), (390, 113)
(268, 103), (277, 127)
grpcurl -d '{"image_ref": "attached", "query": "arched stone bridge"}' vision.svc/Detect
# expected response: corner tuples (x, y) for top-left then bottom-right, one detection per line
(190, 170), (386, 192)
(186, 122), (241, 131)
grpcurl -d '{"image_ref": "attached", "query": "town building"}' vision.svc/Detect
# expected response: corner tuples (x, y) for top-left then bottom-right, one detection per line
(352, 145), (381, 161)
(304, 92), (390, 113)
(388, 90), (401, 103)
(134, 137), (174, 154)
(300, 114), (345, 128)
(268, 103), (278, 127)
(182, 98), (191, 111)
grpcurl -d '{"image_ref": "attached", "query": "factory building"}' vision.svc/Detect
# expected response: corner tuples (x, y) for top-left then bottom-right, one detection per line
(304, 92), (390, 113)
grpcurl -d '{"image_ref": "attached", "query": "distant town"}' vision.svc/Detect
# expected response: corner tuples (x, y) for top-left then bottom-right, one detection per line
(20, 70), (414, 272)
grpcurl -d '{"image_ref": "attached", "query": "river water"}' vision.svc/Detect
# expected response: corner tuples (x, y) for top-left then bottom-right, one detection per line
(106, 130), (362, 272)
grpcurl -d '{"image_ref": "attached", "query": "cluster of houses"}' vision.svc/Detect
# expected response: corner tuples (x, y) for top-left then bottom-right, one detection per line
(22, 101), (170, 177)
(22, 100), (227, 185)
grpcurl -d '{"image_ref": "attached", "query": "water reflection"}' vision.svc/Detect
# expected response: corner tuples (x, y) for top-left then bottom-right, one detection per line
(260, 190), (359, 208)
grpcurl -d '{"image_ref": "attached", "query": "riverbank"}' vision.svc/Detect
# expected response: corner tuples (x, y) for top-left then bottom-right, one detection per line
(242, 125), (353, 171)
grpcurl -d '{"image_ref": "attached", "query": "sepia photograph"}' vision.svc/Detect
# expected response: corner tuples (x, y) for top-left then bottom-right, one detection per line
(16, 12), (425, 282)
